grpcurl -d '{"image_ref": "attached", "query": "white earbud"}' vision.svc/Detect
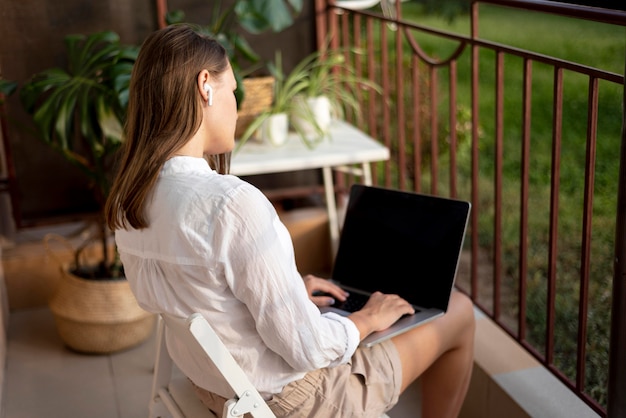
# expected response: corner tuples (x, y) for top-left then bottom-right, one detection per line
(204, 83), (213, 106)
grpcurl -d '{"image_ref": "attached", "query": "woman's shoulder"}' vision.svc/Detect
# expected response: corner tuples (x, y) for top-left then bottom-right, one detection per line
(220, 175), (271, 207)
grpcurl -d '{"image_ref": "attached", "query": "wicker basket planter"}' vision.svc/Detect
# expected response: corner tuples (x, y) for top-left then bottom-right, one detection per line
(235, 76), (275, 139)
(49, 267), (155, 354)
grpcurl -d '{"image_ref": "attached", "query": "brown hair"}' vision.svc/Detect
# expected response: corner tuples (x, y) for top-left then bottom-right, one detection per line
(104, 24), (229, 231)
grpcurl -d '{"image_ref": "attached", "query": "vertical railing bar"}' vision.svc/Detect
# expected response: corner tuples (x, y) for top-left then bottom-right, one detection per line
(156, 0), (167, 28)
(335, 11), (350, 190)
(341, 10), (349, 49)
(395, 14), (406, 190)
(546, 66), (564, 365)
(347, 13), (359, 187)
(449, 61), (458, 199)
(380, 26), (392, 188)
(340, 2), (350, 131)
(576, 76), (598, 392)
(519, 57), (533, 340)
(328, 9), (339, 50)
(606, 52), (626, 418)
(470, 2), (481, 302)
(353, 13), (364, 132)
(494, 51), (504, 320)
(330, 3), (338, 48)
(342, 6), (352, 139)
(323, 2), (339, 200)
(366, 17), (378, 143)
(412, 55), (422, 194)
(365, 16), (380, 186)
(430, 67), (439, 195)
(315, 0), (324, 50)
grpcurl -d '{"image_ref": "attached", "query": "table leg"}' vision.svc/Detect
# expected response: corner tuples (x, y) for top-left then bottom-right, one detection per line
(322, 166), (340, 258)
(361, 162), (373, 185)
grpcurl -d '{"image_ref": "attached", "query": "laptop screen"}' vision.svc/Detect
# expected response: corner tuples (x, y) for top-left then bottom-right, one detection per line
(331, 185), (471, 312)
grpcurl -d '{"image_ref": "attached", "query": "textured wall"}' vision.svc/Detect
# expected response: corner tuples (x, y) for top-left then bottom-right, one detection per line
(0, 0), (157, 224)
(0, 0), (315, 227)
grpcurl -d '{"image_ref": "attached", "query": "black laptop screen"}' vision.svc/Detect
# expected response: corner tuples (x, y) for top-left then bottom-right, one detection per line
(331, 185), (470, 311)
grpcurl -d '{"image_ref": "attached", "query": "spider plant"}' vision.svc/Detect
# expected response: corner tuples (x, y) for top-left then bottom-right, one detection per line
(237, 47), (382, 149)
(236, 50), (310, 148)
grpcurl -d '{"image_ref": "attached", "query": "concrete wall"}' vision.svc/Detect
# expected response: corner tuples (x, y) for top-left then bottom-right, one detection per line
(0, 0), (157, 224)
(460, 309), (602, 418)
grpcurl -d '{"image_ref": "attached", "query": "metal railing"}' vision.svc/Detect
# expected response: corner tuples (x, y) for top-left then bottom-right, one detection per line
(314, 0), (626, 416)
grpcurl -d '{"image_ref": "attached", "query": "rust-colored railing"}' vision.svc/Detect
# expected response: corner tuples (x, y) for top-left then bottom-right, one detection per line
(315, 0), (626, 416)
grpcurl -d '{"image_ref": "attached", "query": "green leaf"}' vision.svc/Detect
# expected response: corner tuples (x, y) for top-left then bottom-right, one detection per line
(238, 0), (295, 33)
(231, 33), (260, 63)
(165, 10), (186, 25)
(20, 29), (136, 206)
(0, 79), (18, 99)
(97, 96), (123, 144)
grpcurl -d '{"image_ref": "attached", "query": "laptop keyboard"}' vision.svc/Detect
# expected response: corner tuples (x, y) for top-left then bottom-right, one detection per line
(333, 292), (370, 312)
(316, 290), (423, 316)
(314, 291), (370, 312)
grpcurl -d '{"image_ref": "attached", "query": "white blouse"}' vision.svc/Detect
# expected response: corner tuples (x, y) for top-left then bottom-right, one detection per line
(115, 156), (360, 398)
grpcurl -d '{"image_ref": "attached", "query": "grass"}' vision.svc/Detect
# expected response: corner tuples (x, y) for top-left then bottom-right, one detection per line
(360, 1), (625, 409)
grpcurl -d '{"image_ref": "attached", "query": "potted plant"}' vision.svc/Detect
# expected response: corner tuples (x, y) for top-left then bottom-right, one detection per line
(290, 46), (381, 141)
(238, 47), (382, 149)
(19, 31), (155, 354)
(163, 0), (303, 138)
(237, 51), (310, 147)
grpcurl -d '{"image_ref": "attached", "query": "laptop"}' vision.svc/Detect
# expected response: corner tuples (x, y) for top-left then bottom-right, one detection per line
(319, 184), (471, 347)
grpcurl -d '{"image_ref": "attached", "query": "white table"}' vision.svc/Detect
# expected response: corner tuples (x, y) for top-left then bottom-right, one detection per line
(231, 120), (390, 255)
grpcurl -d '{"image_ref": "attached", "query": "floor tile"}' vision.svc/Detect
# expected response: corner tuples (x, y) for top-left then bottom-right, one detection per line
(5, 308), (156, 418)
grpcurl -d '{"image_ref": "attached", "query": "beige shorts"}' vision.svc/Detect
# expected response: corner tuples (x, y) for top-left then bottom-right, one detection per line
(192, 339), (402, 418)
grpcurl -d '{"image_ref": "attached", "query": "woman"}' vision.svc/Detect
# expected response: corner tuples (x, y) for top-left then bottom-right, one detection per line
(105, 24), (475, 418)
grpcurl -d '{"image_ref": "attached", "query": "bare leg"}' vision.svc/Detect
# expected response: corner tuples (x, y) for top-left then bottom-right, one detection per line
(391, 291), (475, 418)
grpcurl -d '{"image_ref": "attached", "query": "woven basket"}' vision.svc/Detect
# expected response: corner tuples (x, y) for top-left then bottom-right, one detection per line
(44, 233), (155, 354)
(49, 269), (155, 354)
(235, 76), (275, 139)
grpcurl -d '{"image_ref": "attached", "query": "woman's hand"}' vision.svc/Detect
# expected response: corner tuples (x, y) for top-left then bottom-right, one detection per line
(349, 292), (415, 339)
(303, 274), (349, 307)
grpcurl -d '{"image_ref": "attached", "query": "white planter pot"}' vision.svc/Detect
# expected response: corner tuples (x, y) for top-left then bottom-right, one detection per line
(260, 112), (289, 146)
(291, 96), (333, 139)
(308, 95), (332, 133)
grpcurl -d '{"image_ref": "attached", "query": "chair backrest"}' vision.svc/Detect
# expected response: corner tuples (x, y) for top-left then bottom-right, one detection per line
(149, 316), (217, 418)
(159, 313), (276, 418)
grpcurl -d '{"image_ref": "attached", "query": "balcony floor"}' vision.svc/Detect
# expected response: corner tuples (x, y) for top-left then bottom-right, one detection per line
(4, 307), (156, 418)
(4, 307), (422, 418)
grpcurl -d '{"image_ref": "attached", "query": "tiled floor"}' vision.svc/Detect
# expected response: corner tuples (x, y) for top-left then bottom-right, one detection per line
(4, 307), (157, 418)
(4, 307), (422, 418)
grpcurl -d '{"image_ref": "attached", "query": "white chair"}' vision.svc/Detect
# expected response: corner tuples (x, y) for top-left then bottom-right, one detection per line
(149, 313), (275, 418)
(149, 312), (392, 418)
